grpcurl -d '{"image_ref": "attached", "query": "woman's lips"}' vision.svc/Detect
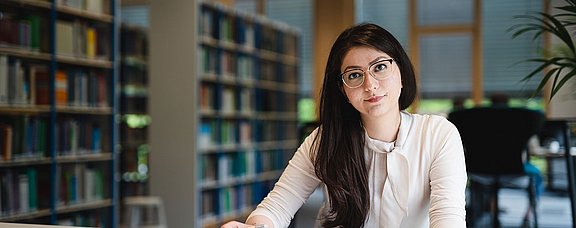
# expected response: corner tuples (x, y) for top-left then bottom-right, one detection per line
(365, 96), (383, 103)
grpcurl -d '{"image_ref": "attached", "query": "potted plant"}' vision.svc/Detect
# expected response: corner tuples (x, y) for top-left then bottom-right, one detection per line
(510, 0), (576, 99)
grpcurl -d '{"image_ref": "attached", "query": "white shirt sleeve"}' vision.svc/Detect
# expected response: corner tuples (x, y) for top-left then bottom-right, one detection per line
(246, 128), (322, 228)
(428, 118), (468, 227)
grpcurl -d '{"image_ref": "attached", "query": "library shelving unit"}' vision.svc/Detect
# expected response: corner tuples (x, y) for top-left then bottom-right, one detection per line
(149, 1), (300, 227)
(0, 0), (119, 227)
(119, 23), (149, 197)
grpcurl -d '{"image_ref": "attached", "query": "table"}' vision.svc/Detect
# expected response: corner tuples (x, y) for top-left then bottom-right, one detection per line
(530, 120), (575, 227)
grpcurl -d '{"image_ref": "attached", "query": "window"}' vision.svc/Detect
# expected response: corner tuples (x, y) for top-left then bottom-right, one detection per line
(358, 0), (544, 114)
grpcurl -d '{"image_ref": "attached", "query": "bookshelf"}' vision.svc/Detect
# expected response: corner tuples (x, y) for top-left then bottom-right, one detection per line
(0, 0), (119, 227)
(149, 1), (300, 227)
(119, 24), (149, 197)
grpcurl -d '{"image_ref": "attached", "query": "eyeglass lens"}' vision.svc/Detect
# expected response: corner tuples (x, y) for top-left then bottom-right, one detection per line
(341, 59), (393, 88)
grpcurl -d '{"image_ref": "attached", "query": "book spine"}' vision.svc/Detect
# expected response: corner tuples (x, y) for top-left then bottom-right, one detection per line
(27, 168), (37, 210)
(0, 55), (8, 104)
(55, 70), (68, 106)
(18, 174), (29, 213)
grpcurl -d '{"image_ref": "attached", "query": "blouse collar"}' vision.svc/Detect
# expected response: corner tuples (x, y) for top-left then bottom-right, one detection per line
(365, 111), (413, 154)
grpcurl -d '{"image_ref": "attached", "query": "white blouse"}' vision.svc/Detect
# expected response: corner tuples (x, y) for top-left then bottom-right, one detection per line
(247, 111), (467, 228)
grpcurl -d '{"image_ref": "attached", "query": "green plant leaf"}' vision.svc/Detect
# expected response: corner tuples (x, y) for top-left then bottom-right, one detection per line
(552, 67), (576, 97)
(532, 67), (559, 97)
(540, 13), (575, 53)
(521, 58), (557, 82)
(510, 0), (576, 99)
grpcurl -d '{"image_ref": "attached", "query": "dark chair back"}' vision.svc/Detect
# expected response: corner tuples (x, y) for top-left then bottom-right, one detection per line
(448, 107), (545, 175)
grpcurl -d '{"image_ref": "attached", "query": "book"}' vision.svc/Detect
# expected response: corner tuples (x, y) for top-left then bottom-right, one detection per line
(199, 84), (215, 111)
(55, 70), (68, 106)
(92, 125), (101, 153)
(27, 168), (38, 210)
(1, 124), (13, 161)
(28, 15), (42, 51)
(0, 55), (8, 104)
(19, 17), (31, 50)
(85, 0), (103, 15)
(28, 65), (37, 105)
(0, 13), (19, 46)
(221, 88), (235, 114)
(56, 21), (74, 57)
(34, 66), (50, 105)
(86, 26), (97, 59)
(18, 174), (29, 213)
(7, 58), (23, 104)
(96, 73), (108, 107)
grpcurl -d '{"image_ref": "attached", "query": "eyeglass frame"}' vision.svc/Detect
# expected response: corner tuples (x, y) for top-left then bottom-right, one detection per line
(340, 58), (395, 89)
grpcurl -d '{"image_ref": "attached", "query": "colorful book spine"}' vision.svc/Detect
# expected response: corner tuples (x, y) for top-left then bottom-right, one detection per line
(55, 70), (68, 106)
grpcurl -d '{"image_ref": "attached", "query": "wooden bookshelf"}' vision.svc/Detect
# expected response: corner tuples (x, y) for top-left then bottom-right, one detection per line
(149, 1), (300, 227)
(0, 0), (119, 227)
(119, 24), (150, 200)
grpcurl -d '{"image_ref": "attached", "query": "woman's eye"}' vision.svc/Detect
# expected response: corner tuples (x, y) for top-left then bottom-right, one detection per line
(373, 63), (387, 72)
(348, 72), (362, 80)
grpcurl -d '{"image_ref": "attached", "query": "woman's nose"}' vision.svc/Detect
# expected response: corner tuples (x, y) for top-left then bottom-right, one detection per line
(364, 72), (379, 91)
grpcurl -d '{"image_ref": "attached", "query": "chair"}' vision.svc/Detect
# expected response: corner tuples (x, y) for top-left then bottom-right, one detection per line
(448, 107), (545, 228)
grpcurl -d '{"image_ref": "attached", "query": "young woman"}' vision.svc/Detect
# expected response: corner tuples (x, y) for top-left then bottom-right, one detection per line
(222, 23), (467, 228)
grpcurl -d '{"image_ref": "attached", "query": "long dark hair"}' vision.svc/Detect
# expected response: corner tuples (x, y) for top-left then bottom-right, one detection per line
(313, 23), (417, 227)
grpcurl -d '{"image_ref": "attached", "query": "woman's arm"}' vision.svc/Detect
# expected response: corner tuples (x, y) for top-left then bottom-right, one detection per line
(222, 128), (322, 228)
(428, 120), (468, 227)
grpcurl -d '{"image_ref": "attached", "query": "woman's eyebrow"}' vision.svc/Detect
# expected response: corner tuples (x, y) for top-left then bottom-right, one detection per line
(368, 56), (388, 65)
(342, 56), (388, 71)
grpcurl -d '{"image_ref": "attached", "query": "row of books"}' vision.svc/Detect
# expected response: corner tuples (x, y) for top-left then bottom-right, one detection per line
(198, 120), (299, 149)
(255, 90), (298, 112)
(0, 11), (47, 52)
(56, 119), (104, 156)
(0, 115), (108, 161)
(254, 121), (299, 142)
(120, 25), (147, 58)
(0, 168), (41, 217)
(200, 6), (255, 48)
(119, 60), (147, 86)
(57, 0), (107, 15)
(201, 180), (275, 222)
(120, 121), (148, 146)
(56, 164), (105, 206)
(200, 3), (298, 56)
(0, 55), (110, 108)
(120, 95), (147, 114)
(0, 56), (46, 106)
(223, 87), (252, 114)
(56, 20), (110, 60)
(200, 149), (289, 185)
(199, 46), (297, 83)
(199, 120), (252, 149)
(0, 116), (48, 161)
(199, 84), (253, 114)
(199, 84), (297, 114)
(54, 69), (109, 108)
(200, 150), (257, 184)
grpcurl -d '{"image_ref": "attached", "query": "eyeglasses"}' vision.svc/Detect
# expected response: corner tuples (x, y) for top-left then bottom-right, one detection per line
(340, 59), (395, 88)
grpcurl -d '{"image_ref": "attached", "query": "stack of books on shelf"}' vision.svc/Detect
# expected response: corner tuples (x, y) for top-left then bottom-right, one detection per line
(0, 0), (118, 227)
(197, 2), (300, 227)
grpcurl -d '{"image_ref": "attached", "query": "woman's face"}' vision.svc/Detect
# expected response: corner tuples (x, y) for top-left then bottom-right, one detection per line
(340, 46), (402, 118)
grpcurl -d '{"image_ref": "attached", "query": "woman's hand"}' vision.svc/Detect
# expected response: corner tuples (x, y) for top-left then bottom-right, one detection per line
(220, 221), (256, 228)
(221, 215), (272, 228)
